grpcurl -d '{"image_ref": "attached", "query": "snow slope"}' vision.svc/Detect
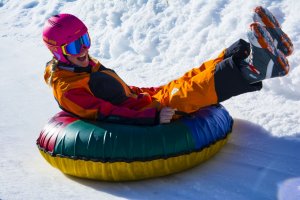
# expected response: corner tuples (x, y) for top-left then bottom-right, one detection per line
(0, 0), (299, 199)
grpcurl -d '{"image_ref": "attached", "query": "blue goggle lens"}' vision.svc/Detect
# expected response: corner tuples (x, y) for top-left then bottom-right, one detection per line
(65, 33), (91, 55)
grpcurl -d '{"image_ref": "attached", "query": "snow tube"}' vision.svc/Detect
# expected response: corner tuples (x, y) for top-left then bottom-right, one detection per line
(36, 105), (233, 181)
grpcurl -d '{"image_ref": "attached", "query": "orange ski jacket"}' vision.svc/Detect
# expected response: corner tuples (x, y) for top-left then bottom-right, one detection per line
(44, 58), (162, 125)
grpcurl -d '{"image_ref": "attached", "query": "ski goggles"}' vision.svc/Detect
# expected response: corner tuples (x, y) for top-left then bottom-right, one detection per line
(61, 32), (91, 56)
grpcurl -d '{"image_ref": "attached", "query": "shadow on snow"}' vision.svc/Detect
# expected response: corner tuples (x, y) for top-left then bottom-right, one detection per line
(65, 119), (300, 200)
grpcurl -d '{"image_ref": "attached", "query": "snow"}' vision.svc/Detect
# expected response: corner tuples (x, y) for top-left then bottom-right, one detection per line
(0, 0), (299, 199)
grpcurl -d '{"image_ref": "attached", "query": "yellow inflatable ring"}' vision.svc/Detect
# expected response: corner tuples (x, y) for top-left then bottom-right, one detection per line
(37, 105), (233, 181)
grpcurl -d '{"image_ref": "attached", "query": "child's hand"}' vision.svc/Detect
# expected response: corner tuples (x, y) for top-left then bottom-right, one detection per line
(159, 107), (176, 124)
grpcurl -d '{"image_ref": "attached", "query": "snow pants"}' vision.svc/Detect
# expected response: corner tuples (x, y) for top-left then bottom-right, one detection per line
(152, 39), (263, 114)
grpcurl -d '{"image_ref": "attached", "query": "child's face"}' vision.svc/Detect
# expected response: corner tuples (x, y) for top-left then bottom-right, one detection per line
(66, 47), (89, 67)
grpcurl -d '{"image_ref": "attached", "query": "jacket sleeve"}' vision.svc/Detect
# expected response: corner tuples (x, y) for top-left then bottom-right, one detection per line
(60, 88), (159, 125)
(129, 85), (161, 96)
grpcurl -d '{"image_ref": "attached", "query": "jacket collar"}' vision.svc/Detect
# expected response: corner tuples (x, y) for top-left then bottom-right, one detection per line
(57, 62), (93, 73)
(56, 56), (102, 73)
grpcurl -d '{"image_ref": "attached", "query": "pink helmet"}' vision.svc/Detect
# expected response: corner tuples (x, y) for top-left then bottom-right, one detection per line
(43, 14), (88, 63)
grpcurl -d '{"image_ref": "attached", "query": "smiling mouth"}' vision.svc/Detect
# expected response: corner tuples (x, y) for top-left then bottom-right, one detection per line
(77, 54), (87, 62)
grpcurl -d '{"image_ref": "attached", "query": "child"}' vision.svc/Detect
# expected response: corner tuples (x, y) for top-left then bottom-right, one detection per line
(43, 6), (293, 125)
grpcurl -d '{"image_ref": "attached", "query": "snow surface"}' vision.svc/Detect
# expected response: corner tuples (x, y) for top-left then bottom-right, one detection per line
(0, 0), (299, 199)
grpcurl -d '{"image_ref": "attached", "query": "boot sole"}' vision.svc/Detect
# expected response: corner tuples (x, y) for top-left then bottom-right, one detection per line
(253, 6), (294, 56)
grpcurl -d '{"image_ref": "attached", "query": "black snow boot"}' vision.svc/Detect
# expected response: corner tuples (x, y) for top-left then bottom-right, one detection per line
(240, 22), (290, 83)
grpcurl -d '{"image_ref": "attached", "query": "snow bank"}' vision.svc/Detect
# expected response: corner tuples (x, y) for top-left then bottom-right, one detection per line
(0, 0), (299, 199)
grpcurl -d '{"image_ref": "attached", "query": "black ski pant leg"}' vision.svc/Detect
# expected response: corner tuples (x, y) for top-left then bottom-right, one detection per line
(214, 56), (263, 102)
